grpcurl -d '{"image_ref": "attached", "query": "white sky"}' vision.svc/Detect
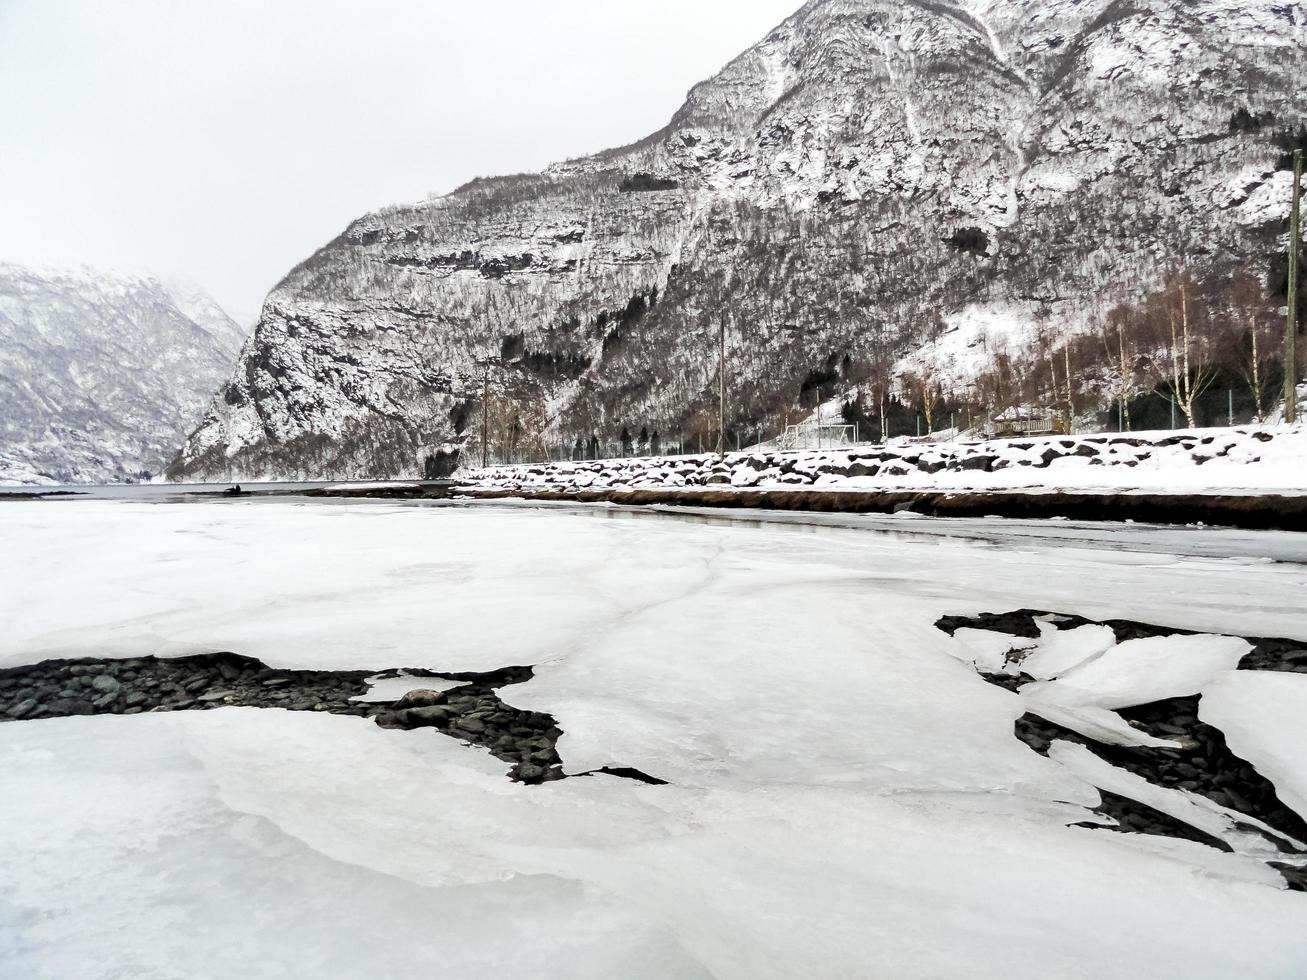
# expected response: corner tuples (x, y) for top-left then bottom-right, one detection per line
(0, 0), (799, 323)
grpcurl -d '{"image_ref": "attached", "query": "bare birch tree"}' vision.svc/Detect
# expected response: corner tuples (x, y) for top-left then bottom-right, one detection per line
(1101, 306), (1133, 431)
(1160, 284), (1217, 428)
(1239, 314), (1272, 422)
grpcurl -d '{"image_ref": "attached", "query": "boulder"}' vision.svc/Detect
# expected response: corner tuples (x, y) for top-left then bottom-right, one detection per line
(395, 688), (448, 708)
(404, 705), (456, 727)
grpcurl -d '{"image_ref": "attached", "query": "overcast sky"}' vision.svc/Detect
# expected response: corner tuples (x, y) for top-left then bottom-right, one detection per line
(0, 0), (799, 323)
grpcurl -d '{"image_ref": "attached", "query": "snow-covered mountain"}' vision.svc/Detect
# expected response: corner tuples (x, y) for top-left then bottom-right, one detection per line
(0, 263), (246, 485)
(171, 0), (1305, 481)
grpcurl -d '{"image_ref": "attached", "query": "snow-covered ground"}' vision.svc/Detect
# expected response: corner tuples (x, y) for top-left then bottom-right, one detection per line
(463, 425), (1307, 496)
(2, 500), (1306, 978)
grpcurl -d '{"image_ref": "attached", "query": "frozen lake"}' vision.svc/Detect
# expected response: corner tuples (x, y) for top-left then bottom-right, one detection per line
(2, 499), (1305, 978)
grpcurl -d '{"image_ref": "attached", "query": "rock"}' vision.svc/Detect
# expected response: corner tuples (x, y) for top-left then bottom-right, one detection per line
(261, 677), (292, 687)
(454, 716), (487, 734)
(91, 691), (119, 708)
(198, 690), (235, 702)
(183, 676), (209, 693)
(395, 689), (448, 708)
(516, 763), (546, 782)
(959, 455), (994, 472)
(5, 698), (37, 719)
(49, 697), (92, 716)
(405, 705), (456, 727)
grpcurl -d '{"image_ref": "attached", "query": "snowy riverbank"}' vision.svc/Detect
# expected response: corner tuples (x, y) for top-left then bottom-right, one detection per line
(460, 425), (1307, 497)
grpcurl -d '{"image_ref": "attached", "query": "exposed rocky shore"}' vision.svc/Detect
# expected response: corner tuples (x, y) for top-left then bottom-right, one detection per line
(0, 652), (661, 786)
(936, 609), (1307, 890)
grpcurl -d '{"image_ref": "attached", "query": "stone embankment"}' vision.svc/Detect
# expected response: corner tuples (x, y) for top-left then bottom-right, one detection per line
(448, 428), (1307, 529)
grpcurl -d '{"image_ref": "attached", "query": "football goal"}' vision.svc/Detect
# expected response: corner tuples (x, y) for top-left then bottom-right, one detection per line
(777, 423), (858, 451)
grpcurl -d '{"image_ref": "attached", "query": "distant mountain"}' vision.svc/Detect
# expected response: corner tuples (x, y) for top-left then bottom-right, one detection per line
(0, 263), (246, 485)
(171, 0), (1306, 481)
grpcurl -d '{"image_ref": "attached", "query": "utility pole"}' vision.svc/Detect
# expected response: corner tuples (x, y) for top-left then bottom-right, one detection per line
(481, 362), (489, 468)
(718, 313), (726, 457)
(1286, 148), (1302, 424)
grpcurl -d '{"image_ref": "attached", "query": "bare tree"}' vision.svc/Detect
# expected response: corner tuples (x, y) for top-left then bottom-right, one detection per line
(902, 367), (941, 434)
(1101, 305), (1134, 431)
(1156, 281), (1217, 428)
(858, 312), (896, 442)
(1221, 271), (1279, 425)
(1243, 314), (1271, 422)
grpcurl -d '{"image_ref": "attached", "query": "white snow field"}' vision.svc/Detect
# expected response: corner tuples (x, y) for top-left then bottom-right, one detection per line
(2, 500), (1306, 979)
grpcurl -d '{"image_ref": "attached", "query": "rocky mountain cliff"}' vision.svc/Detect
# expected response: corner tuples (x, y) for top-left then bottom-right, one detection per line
(170, 0), (1306, 481)
(0, 264), (246, 485)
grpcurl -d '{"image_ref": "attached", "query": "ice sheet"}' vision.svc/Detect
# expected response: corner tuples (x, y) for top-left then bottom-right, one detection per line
(3, 501), (1306, 978)
(4, 710), (1304, 980)
(350, 673), (466, 703)
(1201, 672), (1307, 822)
(1021, 634), (1251, 710)
(950, 627), (1036, 673)
(1048, 740), (1303, 862)
(1021, 623), (1116, 680)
